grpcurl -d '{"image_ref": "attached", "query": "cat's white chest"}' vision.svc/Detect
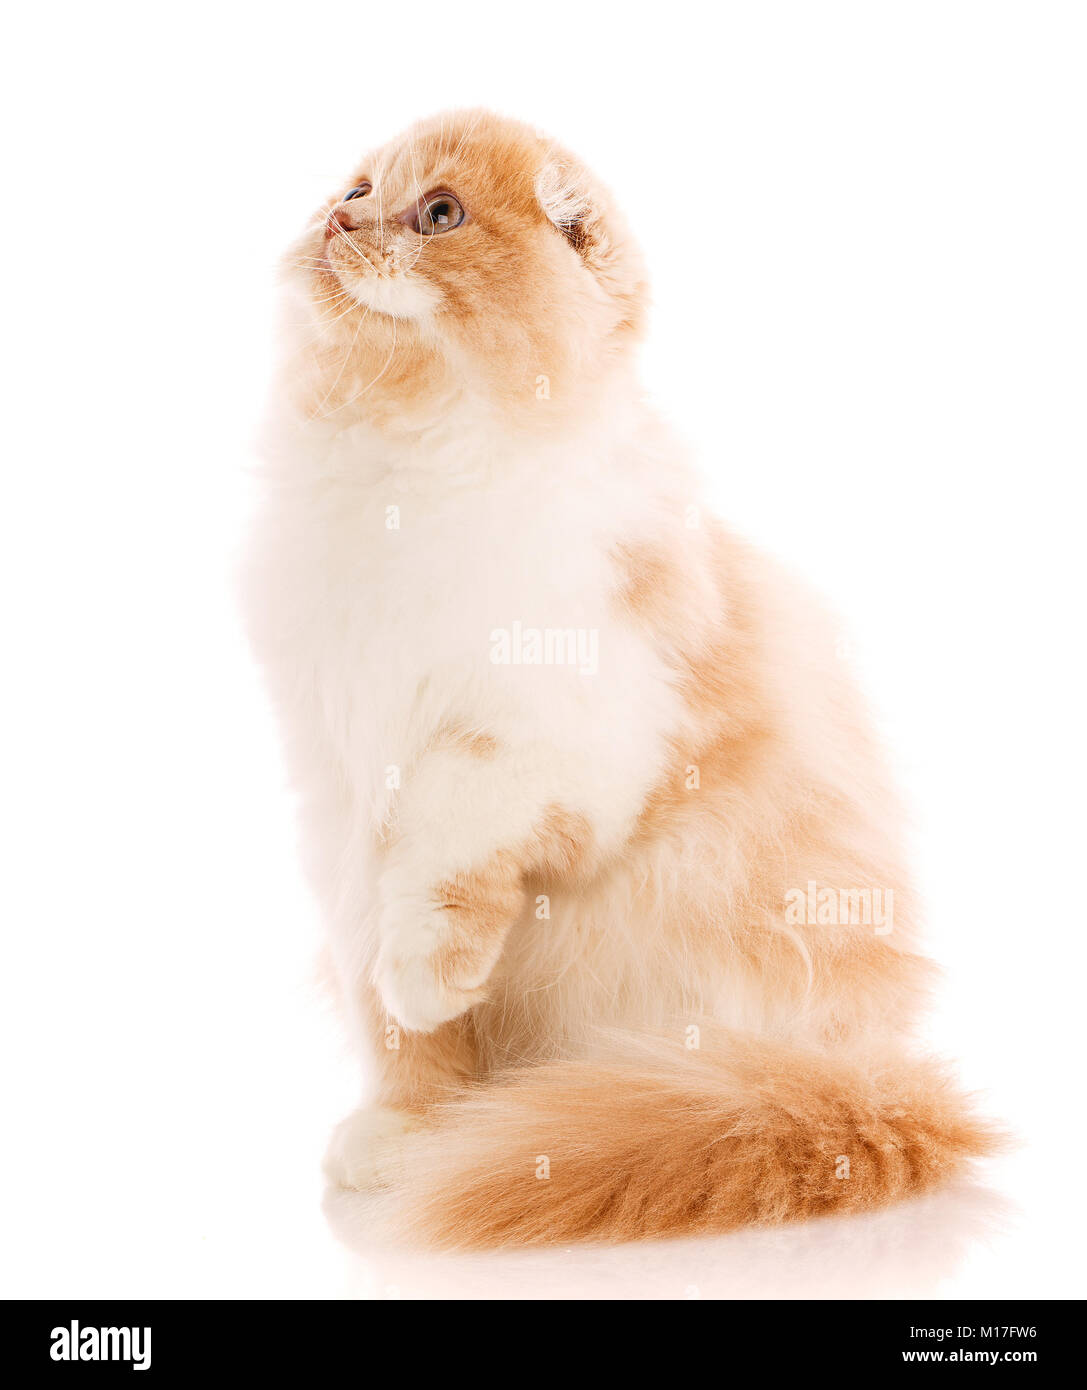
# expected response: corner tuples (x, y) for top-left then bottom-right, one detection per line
(256, 462), (612, 822)
(248, 410), (692, 877)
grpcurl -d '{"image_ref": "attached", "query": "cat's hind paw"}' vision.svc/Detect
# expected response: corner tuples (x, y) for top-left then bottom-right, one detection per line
(322, 1105), (420, 1191)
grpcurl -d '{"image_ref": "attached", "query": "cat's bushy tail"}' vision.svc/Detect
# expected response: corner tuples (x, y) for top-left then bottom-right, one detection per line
(390, 1029), (1001, 1248)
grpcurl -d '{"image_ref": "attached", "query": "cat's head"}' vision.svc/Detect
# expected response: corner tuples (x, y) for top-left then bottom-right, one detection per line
(284, 110), (647, 430)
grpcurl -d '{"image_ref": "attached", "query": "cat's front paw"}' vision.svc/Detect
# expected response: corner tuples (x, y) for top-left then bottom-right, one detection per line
(375, 899), (502, 1033)
(375, 859), (522, 1032)
(323, 1105), (420, 1190)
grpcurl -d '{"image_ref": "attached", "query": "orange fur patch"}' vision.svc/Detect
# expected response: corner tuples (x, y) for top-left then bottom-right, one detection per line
(391, 1031), (1005, 1248)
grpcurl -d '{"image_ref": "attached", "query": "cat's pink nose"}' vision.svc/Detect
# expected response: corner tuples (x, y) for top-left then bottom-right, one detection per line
(326, 206), (360, 237)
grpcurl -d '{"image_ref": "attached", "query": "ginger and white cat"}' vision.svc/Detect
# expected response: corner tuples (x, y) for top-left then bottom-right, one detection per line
(244, 110), (995, 1246)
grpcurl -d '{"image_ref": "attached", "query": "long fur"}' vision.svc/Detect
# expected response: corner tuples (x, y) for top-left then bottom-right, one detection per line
(387, 1031), (999, 1248)
(245, 109), (998, 1250)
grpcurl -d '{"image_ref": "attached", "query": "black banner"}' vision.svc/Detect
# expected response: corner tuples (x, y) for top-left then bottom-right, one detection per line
(1, 1299), (1072, 1378)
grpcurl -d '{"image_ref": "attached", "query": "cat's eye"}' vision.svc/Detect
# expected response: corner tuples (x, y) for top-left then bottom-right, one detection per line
(343, 183), (371, 201)
(409, 192), (466, 235)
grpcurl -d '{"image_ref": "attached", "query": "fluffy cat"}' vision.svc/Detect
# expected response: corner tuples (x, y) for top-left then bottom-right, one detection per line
(244, 109), (996, 1247)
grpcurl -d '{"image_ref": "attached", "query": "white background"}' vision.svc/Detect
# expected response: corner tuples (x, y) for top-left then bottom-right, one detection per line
(2, 1), (1084, 1299)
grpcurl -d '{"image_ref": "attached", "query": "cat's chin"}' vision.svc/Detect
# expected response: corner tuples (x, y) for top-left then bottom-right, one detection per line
(329, 269), (442, 322)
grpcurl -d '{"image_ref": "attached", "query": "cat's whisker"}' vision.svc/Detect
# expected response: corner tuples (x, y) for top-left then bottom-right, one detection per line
(281, 261), (374, 344)
(402, 134), (429, 273)
(326, 314), (398, 417)
(306, 298), (377, 421)
(293, 253), (378, 286)
(375, 162), (387, 251)
(323, 221), (371, 264)
(305, 298), (367, 336)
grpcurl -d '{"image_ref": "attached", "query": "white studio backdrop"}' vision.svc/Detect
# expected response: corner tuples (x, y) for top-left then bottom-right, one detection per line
(1, 1), (1084, 1298)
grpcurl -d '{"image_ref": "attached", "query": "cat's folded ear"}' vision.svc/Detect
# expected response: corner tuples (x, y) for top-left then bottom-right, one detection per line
(534, 157), (647, 337)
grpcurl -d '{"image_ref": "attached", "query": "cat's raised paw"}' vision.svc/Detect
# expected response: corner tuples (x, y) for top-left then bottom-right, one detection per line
(375, 903), (495, 1033)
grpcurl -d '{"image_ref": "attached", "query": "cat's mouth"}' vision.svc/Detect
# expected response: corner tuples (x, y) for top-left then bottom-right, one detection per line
(321, 253), (441, 321)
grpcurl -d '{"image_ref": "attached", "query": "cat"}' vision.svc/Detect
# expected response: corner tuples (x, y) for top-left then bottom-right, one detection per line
(243, 109), (997, 1248)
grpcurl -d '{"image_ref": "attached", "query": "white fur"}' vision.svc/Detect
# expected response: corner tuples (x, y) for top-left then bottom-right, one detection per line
(245, 374), (701, 1038)
(323, 1105), (422, 1189)
(341, 269), (442, 320)
(534, 160), (591, 232)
